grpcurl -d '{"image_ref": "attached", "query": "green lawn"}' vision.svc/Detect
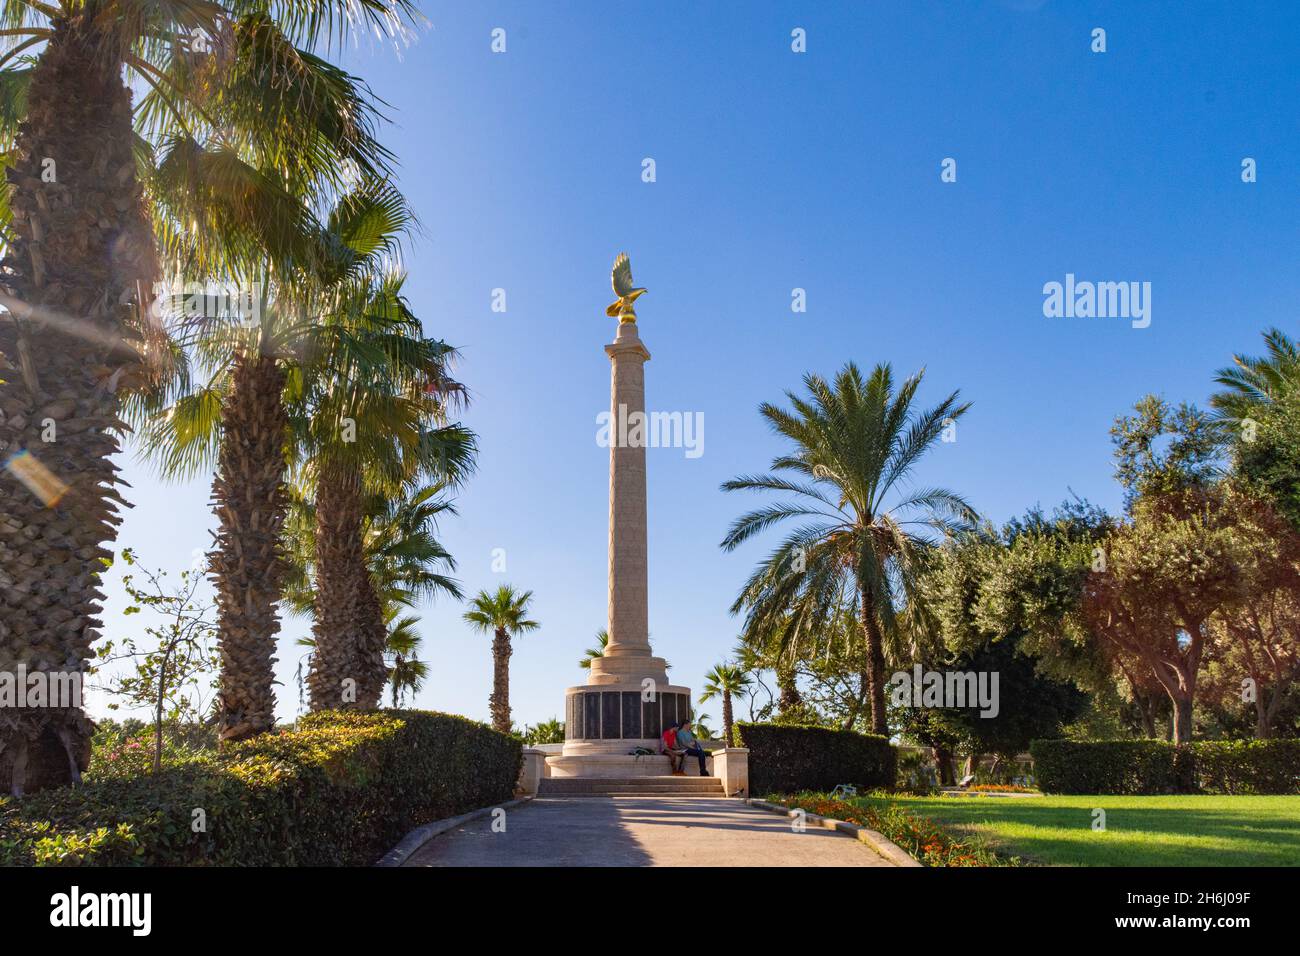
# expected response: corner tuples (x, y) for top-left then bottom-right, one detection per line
(870, 794), (1300, 866)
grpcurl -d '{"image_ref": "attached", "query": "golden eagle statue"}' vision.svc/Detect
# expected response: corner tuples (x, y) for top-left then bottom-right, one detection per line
(606, 252), (647, 322)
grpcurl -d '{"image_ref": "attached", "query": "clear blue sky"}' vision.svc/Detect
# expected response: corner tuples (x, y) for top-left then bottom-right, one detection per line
(95, 1), (1300, 729)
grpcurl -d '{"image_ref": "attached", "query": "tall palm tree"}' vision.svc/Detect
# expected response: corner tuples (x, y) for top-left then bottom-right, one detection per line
(0, 0), (417, 789)
(139, 185), (426, 738)
(463, 585), (539, 734)
(578, 629), (608, 670)
(699, 663), (752, 746)
(298, 307), (472, 712)
(721, 362), (976, 735)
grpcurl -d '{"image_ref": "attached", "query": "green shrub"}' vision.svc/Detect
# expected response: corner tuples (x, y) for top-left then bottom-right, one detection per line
(1030, 739), (1300, 795)
(1029, 740), (1194, 795)
(737, 723), (895, 794)
(0, 710), (521, 866)
(1191, 740), (1300, 795)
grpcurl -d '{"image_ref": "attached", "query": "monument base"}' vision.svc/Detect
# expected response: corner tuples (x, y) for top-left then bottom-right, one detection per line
(561, 682), (692, 758)
(546, 753), (712, 778)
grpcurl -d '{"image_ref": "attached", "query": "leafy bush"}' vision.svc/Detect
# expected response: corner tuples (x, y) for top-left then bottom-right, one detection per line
(737, 723), (895, 794)
(1029, 740), (1194, 794)
(1191, 740), (1300, 795)
(0, 710), (521, 866)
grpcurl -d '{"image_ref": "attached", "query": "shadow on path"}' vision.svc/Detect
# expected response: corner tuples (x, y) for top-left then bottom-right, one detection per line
(404, 797), (893, 867)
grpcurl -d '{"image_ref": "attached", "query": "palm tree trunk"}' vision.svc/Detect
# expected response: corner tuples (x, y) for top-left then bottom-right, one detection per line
(308, 463), (386, 710)
(777, 664), (802, 713)
(209, 352), (287, 742)
(0, 10), (157, 794)
(489, 626), (512, 733)
(859, 588), (889, 735)
(722, 690), (734, 746)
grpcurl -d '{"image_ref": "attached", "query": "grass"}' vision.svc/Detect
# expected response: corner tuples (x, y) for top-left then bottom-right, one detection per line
(866, 793), (1300, 866)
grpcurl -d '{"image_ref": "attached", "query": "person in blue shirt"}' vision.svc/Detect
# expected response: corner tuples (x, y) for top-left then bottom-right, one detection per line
(673, 720), (709, 776)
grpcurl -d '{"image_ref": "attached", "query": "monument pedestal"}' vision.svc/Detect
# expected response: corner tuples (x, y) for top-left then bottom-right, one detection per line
(561, 682), (692, 756)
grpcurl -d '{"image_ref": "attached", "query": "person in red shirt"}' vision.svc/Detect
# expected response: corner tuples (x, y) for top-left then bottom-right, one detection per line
(660, 723), (684, 775)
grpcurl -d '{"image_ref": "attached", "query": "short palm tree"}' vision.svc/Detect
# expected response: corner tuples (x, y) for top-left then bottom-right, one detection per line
(721, 362), (976, 735)
(699, 663), (752, 746)
(463, 585), (539, 734)
(384, 610), (427, 709)
(692, 713), (716, 740)
(578, 629), (609, 670)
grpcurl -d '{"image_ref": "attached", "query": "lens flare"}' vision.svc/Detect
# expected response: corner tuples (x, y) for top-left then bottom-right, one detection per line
(5, 449), (69, 507)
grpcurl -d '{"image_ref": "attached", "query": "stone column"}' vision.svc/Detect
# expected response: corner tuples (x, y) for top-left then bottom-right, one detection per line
(585, 319), (667, 687)
(606, 322), (649, 657)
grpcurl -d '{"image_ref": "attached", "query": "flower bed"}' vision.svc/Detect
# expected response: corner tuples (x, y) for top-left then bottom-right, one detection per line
(767, 791), (1020, 867)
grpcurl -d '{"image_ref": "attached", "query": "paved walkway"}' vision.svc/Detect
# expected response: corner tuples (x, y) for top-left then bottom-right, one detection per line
(404, 797), (895, 867)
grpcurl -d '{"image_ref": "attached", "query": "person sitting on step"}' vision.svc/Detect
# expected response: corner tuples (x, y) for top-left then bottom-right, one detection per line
(661, 722), (685, 775)
(673, 719), (710, 777)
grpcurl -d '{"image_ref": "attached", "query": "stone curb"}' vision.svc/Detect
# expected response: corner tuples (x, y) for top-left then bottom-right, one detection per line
(377, 796), (534, 867)
(746, 798), (923, 868)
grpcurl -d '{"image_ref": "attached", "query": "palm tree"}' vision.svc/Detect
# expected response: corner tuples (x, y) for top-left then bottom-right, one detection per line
(1211, 327), (1300, 421)
(0, 0), (416, 789)
(721, 362), (976, 735)
(521, 717), (564, 745)
(579, 629), (608, 670)
(384, 610), (427, 708)
(699, 663), (752, 746)
(298, 312), (472, 712)
(138, 185), (430, 738)
(463, 585), (539, 734)
(284, 478), (468, 710)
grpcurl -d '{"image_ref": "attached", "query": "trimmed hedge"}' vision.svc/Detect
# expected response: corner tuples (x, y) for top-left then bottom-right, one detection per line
(1192, 740), (1300, 795)
(1029, 740), (1194, 795)
(737, 723), (896, 794)
(0, 710), (521, 866)
(1030, 739), (1300, 795)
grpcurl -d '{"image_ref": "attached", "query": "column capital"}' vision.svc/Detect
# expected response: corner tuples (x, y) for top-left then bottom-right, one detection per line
(605, 322), (650, 361)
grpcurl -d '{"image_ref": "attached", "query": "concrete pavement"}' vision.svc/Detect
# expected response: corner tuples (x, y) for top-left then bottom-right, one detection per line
(403, 796), (897, 867)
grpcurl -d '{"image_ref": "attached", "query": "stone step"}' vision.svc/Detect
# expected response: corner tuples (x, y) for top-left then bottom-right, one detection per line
(538, 776), (726, 797)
